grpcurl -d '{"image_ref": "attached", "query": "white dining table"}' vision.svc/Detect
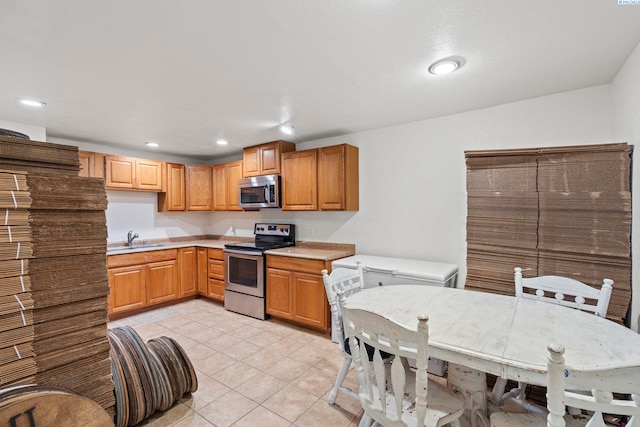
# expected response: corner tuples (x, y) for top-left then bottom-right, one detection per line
(343, 285), (640, 426)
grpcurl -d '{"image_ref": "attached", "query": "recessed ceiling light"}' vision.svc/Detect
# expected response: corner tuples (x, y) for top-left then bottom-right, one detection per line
(17, 98), (46, 108)
(279, 124), (295, 135)
(216, 139), (228, 145)
(145, 142), (159, 148)
(428, 57), (463, 75)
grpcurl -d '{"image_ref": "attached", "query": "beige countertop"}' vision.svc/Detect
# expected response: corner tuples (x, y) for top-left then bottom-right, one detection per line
(265, 242), (355, 261)
(107, 237), (355, 261)
(106, 236), (250, 255)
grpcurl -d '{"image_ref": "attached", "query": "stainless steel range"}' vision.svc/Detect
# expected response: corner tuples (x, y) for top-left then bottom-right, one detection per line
(223, 223), (295, 319)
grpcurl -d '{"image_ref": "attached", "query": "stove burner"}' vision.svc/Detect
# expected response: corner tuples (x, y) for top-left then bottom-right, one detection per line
(224, 222), (296, 254)
(224, 240), (294, 253)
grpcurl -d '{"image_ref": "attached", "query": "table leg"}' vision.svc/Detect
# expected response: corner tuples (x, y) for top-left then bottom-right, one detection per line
(447, 363), (489, 427)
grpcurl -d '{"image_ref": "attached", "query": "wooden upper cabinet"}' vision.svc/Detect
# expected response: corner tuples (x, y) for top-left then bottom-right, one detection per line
(242, 140), (295, 177)
(105, 156), (135, 189)
(158, 162), (186, 211)
(280, 143), (359, 211)
(281, 149), (318, 211)
(136, 158), (163, 190)
(78, 150), (105, 179)
(227, 160), (243, 210)
(105, 155), (163, 191)
(318, 144), (359, 211)
(213, 164), (228, 211)
(213, 160), (244, 211)
(186, 164), (213, 211)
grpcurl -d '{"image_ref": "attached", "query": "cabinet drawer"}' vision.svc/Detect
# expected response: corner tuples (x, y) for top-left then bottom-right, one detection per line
(209, 259), (224, 280)
(208, 248), (224, 260)
(107, 249), (178, 268)
(208, 278), (224, 301)
(267, 255), (326, 275)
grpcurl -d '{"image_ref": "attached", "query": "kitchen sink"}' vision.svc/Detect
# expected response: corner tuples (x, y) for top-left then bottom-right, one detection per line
(107, 243), (164, 252)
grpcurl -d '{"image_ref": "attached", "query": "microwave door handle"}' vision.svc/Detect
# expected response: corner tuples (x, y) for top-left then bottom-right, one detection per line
(264, 186), (269, 202)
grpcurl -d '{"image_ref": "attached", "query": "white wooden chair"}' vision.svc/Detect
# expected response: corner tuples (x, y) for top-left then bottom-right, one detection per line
(514, 267), (613, 316)
(490, 343), (640, 427)
(338, 291), (466, 427)
(490, 268), (614, 413)
(322, 264), (366, 405)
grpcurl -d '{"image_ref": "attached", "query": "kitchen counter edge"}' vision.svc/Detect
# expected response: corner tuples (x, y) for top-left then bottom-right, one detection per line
(265, 242), (356, 261)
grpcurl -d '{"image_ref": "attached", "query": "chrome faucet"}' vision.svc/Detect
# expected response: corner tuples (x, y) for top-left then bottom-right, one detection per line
(127, 230), (139, 247)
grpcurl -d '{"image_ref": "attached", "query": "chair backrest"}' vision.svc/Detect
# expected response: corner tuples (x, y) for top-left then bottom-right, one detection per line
(514, 267), (613, 317)
(338, 290), (431, 426)
(322, 263), (365, 354)
(545, 344), (640, 427)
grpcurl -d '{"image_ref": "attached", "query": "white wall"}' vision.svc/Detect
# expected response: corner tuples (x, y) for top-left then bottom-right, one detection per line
(105, 191), (211, 243)
(612, 41), (640, 331)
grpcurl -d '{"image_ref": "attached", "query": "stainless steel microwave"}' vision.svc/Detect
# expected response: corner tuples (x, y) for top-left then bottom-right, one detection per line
(238, 174), (280, 209)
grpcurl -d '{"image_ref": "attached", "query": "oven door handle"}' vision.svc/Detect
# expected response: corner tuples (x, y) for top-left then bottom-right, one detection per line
(224, 248), (262, 256)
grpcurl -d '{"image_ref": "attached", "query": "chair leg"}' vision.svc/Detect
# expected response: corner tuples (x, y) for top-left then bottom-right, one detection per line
(328, 355), (352, 404)
(359, 414), (373, 427)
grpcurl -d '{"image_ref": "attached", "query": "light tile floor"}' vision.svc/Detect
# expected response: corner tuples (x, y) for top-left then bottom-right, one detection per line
(107, 298), (366, 427)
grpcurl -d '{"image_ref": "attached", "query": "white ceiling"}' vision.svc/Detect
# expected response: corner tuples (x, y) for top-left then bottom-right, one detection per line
(2, 1), (640, 160)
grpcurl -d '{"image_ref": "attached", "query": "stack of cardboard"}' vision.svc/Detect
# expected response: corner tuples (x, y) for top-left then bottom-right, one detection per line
(0, 171), (36, 388)
(0, 136), (79, 175)
(0, 137), (114, 418)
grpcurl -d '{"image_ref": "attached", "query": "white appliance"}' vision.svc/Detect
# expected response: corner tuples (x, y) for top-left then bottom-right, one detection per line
(331, 254), (459, 376)
(331, 255), (458, 289)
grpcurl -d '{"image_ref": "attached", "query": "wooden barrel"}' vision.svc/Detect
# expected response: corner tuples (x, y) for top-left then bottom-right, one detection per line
(0, 384), (113, 426)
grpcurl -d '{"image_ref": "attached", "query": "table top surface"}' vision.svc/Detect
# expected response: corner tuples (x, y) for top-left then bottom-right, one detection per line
(343, 285), (640, 387)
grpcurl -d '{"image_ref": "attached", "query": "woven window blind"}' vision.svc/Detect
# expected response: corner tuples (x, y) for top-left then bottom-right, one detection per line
(465, 143), (632, 325)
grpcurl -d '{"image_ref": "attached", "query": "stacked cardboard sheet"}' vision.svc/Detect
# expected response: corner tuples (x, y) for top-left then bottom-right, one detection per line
(0, 168), (114, 417)
(0, 136), (79, 175)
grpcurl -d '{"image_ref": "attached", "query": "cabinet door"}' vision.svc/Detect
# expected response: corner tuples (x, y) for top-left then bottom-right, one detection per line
(318, 144), (346, 210)
(226, 160), (243, 211)
(281, 150), (318, 211)
(105, 156), (135, 189)
(178, 247), (197, 296)
(146, 259), (179, 305)
(266, 268), (293, 319)
(318, 144), (359, 211)
(260, 142), (280, 175)
(78, 151), (92, 178)
(108, 265), (146, 314)
(186, 165), (213, 211)
(292, 272), (328, 330)
(243, 146), (260, 177)
(212, 164), (228, 211)
(158, 162), (186, 211)
(197, 247), (208, 295)
(136, 159), (163, 190)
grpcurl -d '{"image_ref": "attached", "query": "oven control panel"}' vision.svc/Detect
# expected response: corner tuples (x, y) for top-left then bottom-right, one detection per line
(254, 223), (294, 237)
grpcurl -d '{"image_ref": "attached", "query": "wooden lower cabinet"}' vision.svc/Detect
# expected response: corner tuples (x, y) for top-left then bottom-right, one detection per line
(197, 247), (208, 295)
(265, 268), (293, 317)
(266, 255), (330, 332)
(207, 248), (225, 301)
(108, 265), (146, 314)
(107, 249), (178, 315)
(146, 259), (179, 305)
(178, 247), (197, 296)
